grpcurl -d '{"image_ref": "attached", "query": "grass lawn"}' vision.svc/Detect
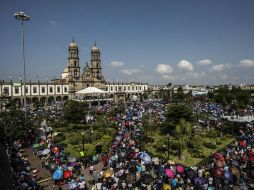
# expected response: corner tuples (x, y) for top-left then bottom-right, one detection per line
(144, 129), (235, 167)
(55, 115), (117, 158)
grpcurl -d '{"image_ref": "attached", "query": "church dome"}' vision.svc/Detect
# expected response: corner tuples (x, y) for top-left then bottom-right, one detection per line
(91, 42), (99, 52)
(63, 67), (68, 73)
(69, 41), (78, 48)
(69, 37), (78, 49)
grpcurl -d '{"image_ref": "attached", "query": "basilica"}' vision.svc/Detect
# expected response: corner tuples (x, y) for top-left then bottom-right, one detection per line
(59, 38), (106, 96)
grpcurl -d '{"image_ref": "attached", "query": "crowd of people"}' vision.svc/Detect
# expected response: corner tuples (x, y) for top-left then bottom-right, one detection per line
(3, 99), (254, 189)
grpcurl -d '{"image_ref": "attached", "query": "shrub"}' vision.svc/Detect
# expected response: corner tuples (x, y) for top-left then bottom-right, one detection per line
(54, 134), (66, 143)
(206, 130), (220, 138)
(203, 142), (217, 149)
(216, 141), (222, 145)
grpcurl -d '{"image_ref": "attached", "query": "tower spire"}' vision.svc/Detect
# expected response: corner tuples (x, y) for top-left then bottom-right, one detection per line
(72, 36), (75, 43)
(94, 41), (96, 47)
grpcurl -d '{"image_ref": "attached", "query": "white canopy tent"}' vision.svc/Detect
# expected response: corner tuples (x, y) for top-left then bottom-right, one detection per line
(76, 87), (106, 94)
(75, 87), (110, 107)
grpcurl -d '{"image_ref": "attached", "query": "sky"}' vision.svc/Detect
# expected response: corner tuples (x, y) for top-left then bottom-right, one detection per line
(0, 0), (254, 85)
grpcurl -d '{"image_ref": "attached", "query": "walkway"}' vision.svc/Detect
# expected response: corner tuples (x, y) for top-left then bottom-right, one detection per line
(24, 147), (104, 190)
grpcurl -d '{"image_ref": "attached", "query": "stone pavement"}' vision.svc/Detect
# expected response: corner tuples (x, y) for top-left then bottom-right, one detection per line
(24, 147), (104, 190)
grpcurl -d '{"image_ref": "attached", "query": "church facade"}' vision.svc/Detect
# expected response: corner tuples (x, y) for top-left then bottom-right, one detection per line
(59, 39), (106, 98)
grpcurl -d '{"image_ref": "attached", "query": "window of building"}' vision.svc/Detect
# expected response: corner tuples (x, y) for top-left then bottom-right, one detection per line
(49, 87), (53, 93)
(132, 86), (134, 91)
(64, 87), (67, 93)
(33, 87), (37, 93)
(25, 87), (28, 93)
(115, 86), (118, 92)
(128, 86), (130, 91)
(41, 87), (45, 93)
(124, 86), (126, 91)
(15, 87), (19, 94)
(136, 86), (138, 90)
(106, 86), (108, 91)
(57, 86), (61, 93)
(3, 87), (9, 95)
(140, 86), (142, 90)
(119, 86), (122, 92)
(110, 86), (113, 91)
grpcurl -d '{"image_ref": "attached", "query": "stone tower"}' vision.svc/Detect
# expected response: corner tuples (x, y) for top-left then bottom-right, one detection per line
(90, 42), (102, 80)
(68, 38), (80, 79)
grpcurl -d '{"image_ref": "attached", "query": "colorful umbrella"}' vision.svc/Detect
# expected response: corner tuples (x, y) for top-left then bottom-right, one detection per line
(138, 152), (151, 164)
(52, 169), (63, 180)
(41, 149), (50, 155)
(64, 170), (72, 179)
(32, 143), (40, 148)
(165, 168), (174, 178)
(103, 169), (114, 178)
(224, 171), (233, 181)
(176, 165), (185, 174)
(213, 167), (224, 178)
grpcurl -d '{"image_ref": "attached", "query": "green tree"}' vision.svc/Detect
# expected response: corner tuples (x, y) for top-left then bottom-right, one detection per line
(163, 104), (193, 134)
(175, 118), (193, 160)
(63, 100), (88, 124)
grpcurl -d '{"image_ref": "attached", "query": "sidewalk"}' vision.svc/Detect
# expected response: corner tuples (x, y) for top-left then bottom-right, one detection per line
(24, 147), (104, 190)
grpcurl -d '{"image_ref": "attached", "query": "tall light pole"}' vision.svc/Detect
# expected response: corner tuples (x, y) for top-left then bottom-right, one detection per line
(14, 11), (30, 114)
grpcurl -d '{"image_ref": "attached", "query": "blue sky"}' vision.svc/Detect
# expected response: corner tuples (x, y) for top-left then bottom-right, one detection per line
(1, 0), (254, 85)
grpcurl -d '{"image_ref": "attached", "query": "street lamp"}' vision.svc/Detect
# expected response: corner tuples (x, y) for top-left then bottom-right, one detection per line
(14, 11), (30, 123)
(167, 133), (170, 160)
(81, 131), (85, 154)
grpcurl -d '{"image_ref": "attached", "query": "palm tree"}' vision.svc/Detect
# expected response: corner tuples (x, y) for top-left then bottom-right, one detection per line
(175, 118), (193, 160)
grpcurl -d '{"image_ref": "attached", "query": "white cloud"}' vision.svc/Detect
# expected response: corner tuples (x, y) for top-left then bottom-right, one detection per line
(162, 75), (174, 80)
(110, 61), (124, 67)
(197, 59), (212, 65)
(120, 69), (139, 75)
(49, 20), (56, 25)
(238, 59), (254, 68)
(177, 60), (194, 72)
(211, 63), (233, 72)
(156, 64), (173, 74)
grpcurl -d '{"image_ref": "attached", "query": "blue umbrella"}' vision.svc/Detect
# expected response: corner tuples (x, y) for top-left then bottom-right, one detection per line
(52, 169), (63, 180)
(138, 152), (151, 164)
(224, 171), (233, 182)
(194, 177), (205, 185)
(68, 180), (78, 189)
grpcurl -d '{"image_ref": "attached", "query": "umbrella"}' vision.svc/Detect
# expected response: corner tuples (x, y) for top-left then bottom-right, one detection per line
(52, 169), (63, 180)
(213, 167), (224, 178)
(115, 135), (122, 141)
(68, 157), (77, 163)
(167, 160), (175, 165)
(138, 152), (151, 164)
(53, 132), (60, 136)
(186, 169), (196, 179)
(215, 160), (224, 168)
(176, 165), (185, 174)
(64, 170), (72, 179)
(32, 143), (40, 149)
(232, 160), (239, 167)
(194, 177), (205, 185)
(229, 166), (240, 176)
(224, 171), (233, 181)
(141, 174), (153, 184)
(68, 180), (78, 189)
(125, 173), (136, 183)
(41, 149), (50, 155)
(165, 168), (174, 178)
(52, 146), (60, 154)
(103, 169), (114, 178)
(214, 153), (224, 161)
